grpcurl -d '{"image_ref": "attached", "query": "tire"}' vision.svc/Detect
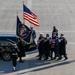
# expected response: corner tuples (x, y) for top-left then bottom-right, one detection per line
(2, 52), (11, 61)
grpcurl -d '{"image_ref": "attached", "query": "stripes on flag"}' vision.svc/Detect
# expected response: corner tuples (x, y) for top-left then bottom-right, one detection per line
(23, 4), (40, 26)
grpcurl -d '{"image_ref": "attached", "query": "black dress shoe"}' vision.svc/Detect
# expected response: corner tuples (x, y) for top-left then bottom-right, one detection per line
(53, 57), (56, 60)
(37, 58), (41, 60)
(36, 55), (39, 57)
(57, 57), (62, 60)
(64, 58), (68, 60)
(51, 58), (54, 60)
(44, 58), (48, 60)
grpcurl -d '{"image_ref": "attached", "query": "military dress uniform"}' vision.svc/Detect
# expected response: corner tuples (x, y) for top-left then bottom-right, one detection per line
(11, 45), (19, 71)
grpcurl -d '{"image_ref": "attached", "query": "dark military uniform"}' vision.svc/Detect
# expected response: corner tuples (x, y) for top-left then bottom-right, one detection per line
(17, 40), (25, 62)
(11, 46), (19, 70)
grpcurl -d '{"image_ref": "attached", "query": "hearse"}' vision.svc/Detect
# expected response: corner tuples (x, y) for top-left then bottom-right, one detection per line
(0, 34), (37, 61)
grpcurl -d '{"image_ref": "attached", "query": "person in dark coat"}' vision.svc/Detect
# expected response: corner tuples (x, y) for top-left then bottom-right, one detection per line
(52, 26), (58, 37)
(51, 32), (57, 60)
(59, 34), (68, 60)
(30, 27), (36, 46)
(44, 37), (51, 60)
(17, 38), (25, 62)
(11, 44), (19, 71)
(37, 37), (45, 60)
(37, 33), (44, 57)
(30, 27), (36, 39)
(54, 37), (61, 59)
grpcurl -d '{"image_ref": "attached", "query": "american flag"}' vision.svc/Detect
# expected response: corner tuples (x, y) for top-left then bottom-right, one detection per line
(23, 4), (40, 26)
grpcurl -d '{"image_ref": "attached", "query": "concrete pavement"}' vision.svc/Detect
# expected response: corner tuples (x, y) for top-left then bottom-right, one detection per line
(0, 50), (75, 75)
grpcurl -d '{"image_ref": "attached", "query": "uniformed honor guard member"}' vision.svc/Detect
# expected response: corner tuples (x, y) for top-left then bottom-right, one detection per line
(11, 44), (19, 71)
(17, 38), (26, 62)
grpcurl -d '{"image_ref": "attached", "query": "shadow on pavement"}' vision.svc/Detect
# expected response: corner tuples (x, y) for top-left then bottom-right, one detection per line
(0, 56), (75, 74)
(18, 59), (75, 74)
(26, 49), (38, 55)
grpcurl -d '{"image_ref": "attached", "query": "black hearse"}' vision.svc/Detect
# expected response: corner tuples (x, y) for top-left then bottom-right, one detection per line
(0, 34), (37, 61)
(0, 34), (18, 61)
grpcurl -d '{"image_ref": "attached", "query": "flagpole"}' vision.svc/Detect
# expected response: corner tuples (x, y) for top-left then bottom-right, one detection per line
(22, 0), (25, 25)
(16, 12), (18, 16)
